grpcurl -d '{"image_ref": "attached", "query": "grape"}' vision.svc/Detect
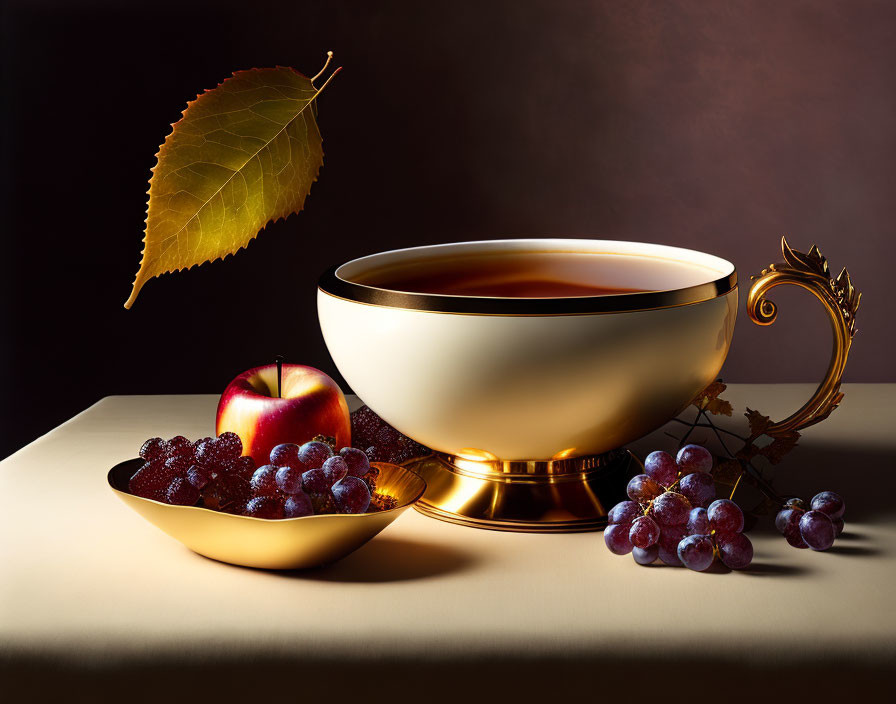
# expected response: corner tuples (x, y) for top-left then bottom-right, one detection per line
(627, 474), (664, 503)
(775, 507), (804, 534)
(201, 474), (250, 512)
(187, 464), (210, 489)
(350, 405), (430, 464)
(332, 476), (371, 514)
(215, 431), (243, 460)
(298, 441), (334, 469)
(139, 437), (166, 461)
(164, 454), (191, 476)
(717, 532), (753, 569)
(302, 468), (332, 494)
(632, 545), (658, 565)
(651, 492), (692, 526)
(275, 466), (304, 495)
(657, 524), (687, 566)
(129, 460), (178, 501)
(687, 507), (710, 535)
(833, 518), (845, 536)
(799, 510), (835, 551)
(676, 444), (713, 474)
(283, 491), (314, 518)
(228, 455), (256, 480)
(785, 530), (809, 549)
(629, 516), (660, 548)
(644, 451), (678, 487)
(270, 443), (302, 469)
(608, 501), (642, 525)
(249, 465), (280, 497)
(677, 534), (715, 571)
(679, 471), (716, 508)
(244, 496), (284, 519)
(603, 524), (634, 555)
(166, 477), (200, 506)
(194, 437), (218, 466)
(707, 499), (744, 533)
(339, 447), (371, 477)
(322, 456), (349, 485)
(810, 491), (845, 520)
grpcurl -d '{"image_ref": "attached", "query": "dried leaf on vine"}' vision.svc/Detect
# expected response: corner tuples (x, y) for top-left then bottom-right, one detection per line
(745, 408), (772, 439)
(692, 381), (733, 416)
(712, 458), (743, 487)
(758, 432), (800, 464)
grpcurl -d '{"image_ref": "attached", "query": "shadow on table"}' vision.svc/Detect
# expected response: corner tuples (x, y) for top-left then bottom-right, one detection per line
(239, 537), (477, 583)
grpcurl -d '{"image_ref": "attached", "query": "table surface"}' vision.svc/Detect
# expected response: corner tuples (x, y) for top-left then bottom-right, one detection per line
(2, 385), (895, 699)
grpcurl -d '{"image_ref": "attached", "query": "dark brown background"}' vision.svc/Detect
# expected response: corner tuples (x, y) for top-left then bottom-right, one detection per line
(1, 0), (893, 459)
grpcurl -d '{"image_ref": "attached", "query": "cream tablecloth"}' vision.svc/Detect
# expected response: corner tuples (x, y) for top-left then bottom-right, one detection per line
(2, 385), (894, 701)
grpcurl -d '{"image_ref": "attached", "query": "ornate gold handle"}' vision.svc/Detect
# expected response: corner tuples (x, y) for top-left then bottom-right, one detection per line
(747, 237), (861, 434)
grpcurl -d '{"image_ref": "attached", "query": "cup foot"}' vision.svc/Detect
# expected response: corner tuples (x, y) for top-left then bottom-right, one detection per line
(408, 450), (640, 533)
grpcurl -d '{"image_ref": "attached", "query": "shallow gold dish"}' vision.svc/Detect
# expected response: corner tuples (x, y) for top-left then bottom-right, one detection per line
(108, 459), (426, 570)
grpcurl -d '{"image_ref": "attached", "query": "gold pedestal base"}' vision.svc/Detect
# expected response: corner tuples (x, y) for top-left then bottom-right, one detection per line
(409, 450), (640, 533)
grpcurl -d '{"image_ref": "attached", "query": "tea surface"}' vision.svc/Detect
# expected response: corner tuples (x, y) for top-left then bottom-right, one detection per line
(354, 251), (645, 298)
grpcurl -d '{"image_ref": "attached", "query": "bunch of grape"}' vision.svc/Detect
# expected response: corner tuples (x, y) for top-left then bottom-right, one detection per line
(775, 491), (845, 551)
(244, 441), (379, 519)
(130, 432), (253, 509)
(604, 444), (754, 571)
(351, 405), (430, 464)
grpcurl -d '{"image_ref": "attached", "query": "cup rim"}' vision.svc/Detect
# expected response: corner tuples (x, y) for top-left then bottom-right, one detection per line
(318, 238), (737, 315)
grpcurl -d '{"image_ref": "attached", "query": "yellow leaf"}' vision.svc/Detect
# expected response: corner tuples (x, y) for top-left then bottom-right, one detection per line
(124, 59), (339, 308)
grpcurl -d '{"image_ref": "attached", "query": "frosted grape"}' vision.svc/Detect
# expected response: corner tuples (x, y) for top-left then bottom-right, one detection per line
(139, 437), (166, 461)
(810, 491), (845, 520)
(629, 516), (660, 548)
(270, 443), (302, 469)
(687, 507), (710, 536)
(339, 447), (371, 477)
(716, 532), (753, 569)
(322, 456), (349, 485)
(677, 534), (715, 571)
(608, 501), (641, 525)
(799, 510), (835, 551)
(676, 444), (713, 474)
(244, 496), (284, 519)
(275, 466), (304, 495)
(603, 524), (634, 555)
(679, 471), (716, 508)
(651, 492), (692, 526)
(644, 451), (678, 487)
(166, 476), (200, 506)
(250, 465), (280, 497)
(707, 499), (744, 534)
(283, 491), (314, 518)
(298, 441), (333, 469)
(633, 545), (659, 565)
(627, 474), (664, 503)
(332, 476), (371, 514)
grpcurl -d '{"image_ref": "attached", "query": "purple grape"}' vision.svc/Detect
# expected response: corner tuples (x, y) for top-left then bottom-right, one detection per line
(707, 499), (744, 534)
(785, 530), (809, 549)
(322, 456), (349, 485)
(604, 524), (634, 555)
(687, 507), (710, 535)
(186, 464), (209, 490)
(165, 477), (200, 506)
(775, 507), (804, 534)
(629, 515), (661, 548)
(228, 455), (256, 480)
(332, 476), (371, 514)
(339, 447), (371, 477)
(215, 431), (243, 460)
(717, 532), (753, 569)
(608, 500), (641, 525)
(652, 492), (692, 526)
(799, 510), (835, 551)
(632, 545), (658, 565)
(244, 496), (284, 519)
(810, 491), (845, 520)
(676, 444), (713, 475)
(657, 524), (687, 566)
(167, 436), (192, 457)
(270, 443), (302, 469)
(283, 491), (314, 518)
(833, 518), (845, 536)
(298, 441), (334, 469)
(275, 466), (304, 495)
(627, 474), (664, 503)
(677, 534), (715, 571)
(139, 437), (166, 461)
(250, 465), (280, 497)
(164, 453), (191, 476)
(679, 471), (716, 508)
(302, 468), (331, 493)
(644, 451), (678, 487)
(194, 437), (219, 466)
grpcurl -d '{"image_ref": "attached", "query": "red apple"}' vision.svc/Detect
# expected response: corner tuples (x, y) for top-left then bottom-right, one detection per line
(216, 364), (350, 467)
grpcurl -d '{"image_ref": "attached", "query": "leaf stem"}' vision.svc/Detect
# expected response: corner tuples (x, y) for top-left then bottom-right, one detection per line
(311, 51), (334, 85)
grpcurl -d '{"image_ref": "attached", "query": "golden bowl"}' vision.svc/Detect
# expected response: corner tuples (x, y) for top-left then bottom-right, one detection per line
(108, 459), (426, 570)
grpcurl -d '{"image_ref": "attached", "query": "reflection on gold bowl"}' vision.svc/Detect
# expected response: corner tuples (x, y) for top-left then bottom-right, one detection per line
(108, 459), (426, 570)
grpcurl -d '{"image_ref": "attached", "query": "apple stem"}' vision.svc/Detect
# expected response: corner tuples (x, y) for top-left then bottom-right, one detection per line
(275, 355), (285, 398)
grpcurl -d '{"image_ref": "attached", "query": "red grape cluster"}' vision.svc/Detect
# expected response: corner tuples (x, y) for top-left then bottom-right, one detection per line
(604, 444), (754, 571)
(130, 434), (394, 518)
(775, 491), (845, 551)
(130, 432), (252, 509)
(351, 405), (430, 464)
